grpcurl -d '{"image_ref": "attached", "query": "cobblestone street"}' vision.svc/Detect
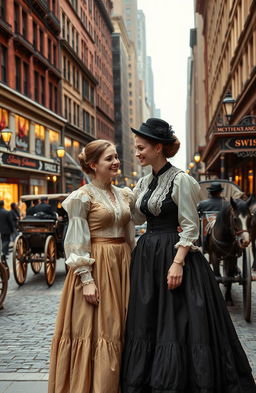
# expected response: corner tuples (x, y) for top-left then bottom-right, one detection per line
(0, 255), (256, 391)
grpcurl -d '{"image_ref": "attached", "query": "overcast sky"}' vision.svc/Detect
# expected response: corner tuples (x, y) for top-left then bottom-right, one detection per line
(137, 0), (195, 169)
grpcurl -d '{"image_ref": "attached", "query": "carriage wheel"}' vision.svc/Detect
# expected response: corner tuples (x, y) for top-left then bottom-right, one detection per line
(0, 263), (8, 309)
(12, 235), (28, 286)
(242, 247), (252, 322)
(44, 236), (56, 287)
(31, 258), (42, 274)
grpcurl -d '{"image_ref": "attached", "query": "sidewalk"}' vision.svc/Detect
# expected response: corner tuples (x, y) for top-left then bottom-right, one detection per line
(0, 374), (48, 393)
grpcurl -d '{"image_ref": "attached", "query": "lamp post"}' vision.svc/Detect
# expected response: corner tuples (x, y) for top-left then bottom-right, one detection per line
(222, 92), (236, 124)
(0, 128), (13, 150)
(56, 145), (65, 193)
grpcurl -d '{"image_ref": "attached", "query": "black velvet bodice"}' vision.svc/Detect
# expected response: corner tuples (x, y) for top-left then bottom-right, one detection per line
(140, 162), (179, 233)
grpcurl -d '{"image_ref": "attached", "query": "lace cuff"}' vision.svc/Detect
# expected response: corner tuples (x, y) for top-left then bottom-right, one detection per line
(174, 239), (199, 251)
(65, 252), (95, 275)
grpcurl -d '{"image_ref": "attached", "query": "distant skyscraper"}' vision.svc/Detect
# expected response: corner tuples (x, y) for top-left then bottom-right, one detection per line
(122, 0), (138, 46)
(137, 10), (147, 80)
(146, 56), (155, 116)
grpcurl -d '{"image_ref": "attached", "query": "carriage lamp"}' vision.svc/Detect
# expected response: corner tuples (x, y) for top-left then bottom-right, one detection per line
(185, 169), (190, 174)
(188, 162), (195, 169)
(0, 128), (13, 149)
(56, 146), (65, 158)
(52, 175), (57, 182)
(222, 92), (236, 123)
(193, 152), (201, 163)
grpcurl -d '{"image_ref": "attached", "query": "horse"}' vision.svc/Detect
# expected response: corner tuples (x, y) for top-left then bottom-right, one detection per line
(206, 197), (253, 306)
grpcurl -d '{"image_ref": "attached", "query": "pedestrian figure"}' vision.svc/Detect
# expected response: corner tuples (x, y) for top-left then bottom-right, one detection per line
(48, 140), (134, 393)
(26, 199), (39, 216)
(34, 197), (56, 219)
(197, 181), (228, 213)
(121, 118), (256, 393)
(10, 202), (20, 241)
(0, 200), (14, 276)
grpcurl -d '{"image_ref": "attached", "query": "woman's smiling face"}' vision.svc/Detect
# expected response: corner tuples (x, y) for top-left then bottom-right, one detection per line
(135, 136), (161, 167)
(92, 145), (120, 179)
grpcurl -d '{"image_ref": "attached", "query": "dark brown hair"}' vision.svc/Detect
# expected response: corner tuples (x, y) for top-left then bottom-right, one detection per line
(78, 139), (115, 175)
(147, 138), (180, 158)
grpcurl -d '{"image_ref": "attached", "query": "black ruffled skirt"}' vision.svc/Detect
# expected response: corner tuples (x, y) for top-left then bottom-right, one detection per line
(121, 231), (256, 393)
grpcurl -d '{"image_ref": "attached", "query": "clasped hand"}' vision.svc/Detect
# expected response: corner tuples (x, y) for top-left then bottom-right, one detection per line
(167, 262), (183, 290)
(83, 283), (99, 306)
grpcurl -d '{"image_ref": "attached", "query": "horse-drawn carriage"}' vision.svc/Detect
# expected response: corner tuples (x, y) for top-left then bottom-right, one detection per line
(13, 193), (69, 287)
(199, 179), (255, 322)
(0, 260), (8, 309)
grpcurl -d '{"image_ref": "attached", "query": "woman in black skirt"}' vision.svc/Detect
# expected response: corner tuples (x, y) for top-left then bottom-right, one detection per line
(121, 118), (256, 393)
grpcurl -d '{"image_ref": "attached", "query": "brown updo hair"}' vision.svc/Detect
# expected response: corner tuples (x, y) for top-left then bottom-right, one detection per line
(147, 138), (180, 158)
(78, 139), (115, 175)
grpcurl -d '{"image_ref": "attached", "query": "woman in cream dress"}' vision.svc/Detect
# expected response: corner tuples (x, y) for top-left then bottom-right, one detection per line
(48, 140), (134, 393)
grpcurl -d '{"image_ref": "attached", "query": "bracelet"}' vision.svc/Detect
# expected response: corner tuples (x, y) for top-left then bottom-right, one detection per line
(81, 280), (95, 286)
(173, 259), (185, 266)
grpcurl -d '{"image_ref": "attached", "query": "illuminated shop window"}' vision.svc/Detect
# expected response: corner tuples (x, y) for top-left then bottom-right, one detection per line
(0, 108), (8, 133)
(0, 183), (18, 210)
(64, 137), (72, 156)
(73, 140), (80, 162)
(35, 124), (45, 155)
(15, 115), (29, 152)
(49, 129), (60, 158)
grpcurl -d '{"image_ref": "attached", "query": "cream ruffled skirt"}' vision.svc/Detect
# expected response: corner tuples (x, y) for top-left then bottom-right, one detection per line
(48, 238), (131, 393)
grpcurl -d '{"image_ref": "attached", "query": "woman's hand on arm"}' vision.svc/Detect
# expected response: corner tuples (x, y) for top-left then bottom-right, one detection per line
(83, 282), (99, 306)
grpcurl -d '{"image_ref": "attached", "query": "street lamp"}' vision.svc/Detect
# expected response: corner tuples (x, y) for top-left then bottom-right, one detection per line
(56, 145), (65, 192)
(188, 162), (195, 169)
(222, 92), (236, 123)
(0, 128), (13, 150)
(193, 152), (201, 163)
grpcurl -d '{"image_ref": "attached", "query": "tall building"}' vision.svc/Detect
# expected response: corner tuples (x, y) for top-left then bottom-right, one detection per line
(94, 0), (115, 141)
(112, 16), (132, 180)
(188, 0), (256, 193)
(137, 9), (146, 81)
(0, 0), (65, 205)
(146, 56), (155, 116)
(60, 0), (97, 192)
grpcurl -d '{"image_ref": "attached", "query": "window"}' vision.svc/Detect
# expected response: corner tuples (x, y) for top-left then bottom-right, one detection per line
(90, 85), (94, 105)
(54, 86), (58, 113)
(72, 27), (75, 48)
(76, 32), (79, 53)
(82, 110), (90, 132)
(15, 115), (29, 152)
(53, 44), (57, 67)
(49, 82), (53, 110)
(40, 29), (44, 54)
(64, 95), (68, 119)
(22, 10), (27, 39)
(15, 56), (21, 91)
(49, 130), (59, 158)
(34, 124), (45, 155)
(14, 3), (19, 34)
(68, 98), (71, 122)
(67, 61), (70, 81)
(0, 0), (6, 20)
(48, 38), (51, 62)
(67, 19), (70, 43)
(23, 62), (29, 96)
(41, 75), (45, 105)
(33, 22), (37, 49)
(82, 77), (89, 99)
(52, 0), (56, 14)
(62, 12), (65, 38)
(34, 71), (39, 101)
(64, 137), (72, 155)
(63, 56), (66, 78)
(73, 65), (75, 87)
(76, 70), (79, 90)
(91, 116), (95, 135)
(0, 45), (7, 83)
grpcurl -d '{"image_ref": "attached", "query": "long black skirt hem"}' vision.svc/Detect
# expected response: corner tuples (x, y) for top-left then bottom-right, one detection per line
(121, 232), (256, 393)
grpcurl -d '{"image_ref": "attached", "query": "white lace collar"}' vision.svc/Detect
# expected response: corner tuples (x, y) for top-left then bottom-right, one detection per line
(135, 165), (183, 216)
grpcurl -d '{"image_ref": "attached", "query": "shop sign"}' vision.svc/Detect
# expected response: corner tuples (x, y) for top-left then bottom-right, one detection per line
(0, 152), (60, 174)
(217, 125), (256, 133)
(223, 137), (256, 150)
